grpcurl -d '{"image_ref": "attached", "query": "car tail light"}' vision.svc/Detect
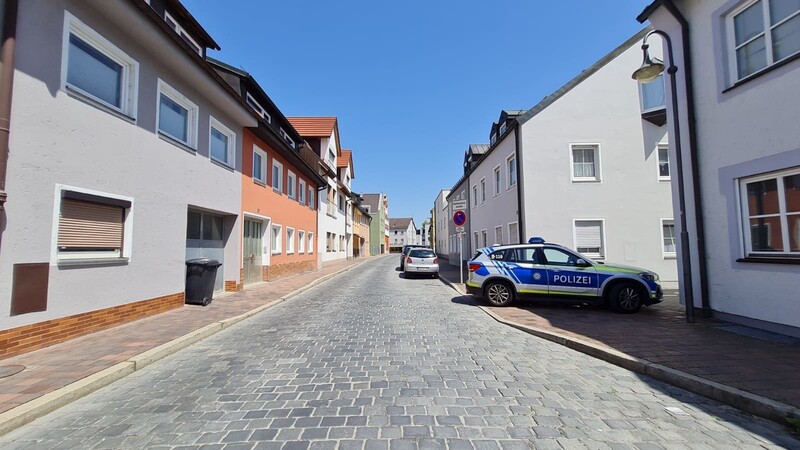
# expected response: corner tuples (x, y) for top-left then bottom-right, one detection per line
(407, 257), (412, 263)
(468, 263), (481, 272)
(433, 258), (438, 264)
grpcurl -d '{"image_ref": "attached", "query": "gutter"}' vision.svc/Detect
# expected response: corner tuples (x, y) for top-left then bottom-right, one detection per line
(514, 121), (524, 242)
(639, 0), (711, 317)
(0, 0), (18, 213)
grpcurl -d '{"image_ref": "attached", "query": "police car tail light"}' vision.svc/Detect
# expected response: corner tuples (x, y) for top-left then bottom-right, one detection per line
(468, 263), (481, 272)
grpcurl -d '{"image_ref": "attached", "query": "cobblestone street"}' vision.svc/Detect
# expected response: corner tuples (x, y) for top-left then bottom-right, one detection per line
(1, 257), (796, 449)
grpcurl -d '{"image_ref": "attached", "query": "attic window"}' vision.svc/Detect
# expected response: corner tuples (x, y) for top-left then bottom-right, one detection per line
(490, 133), (497, 145)
(280, 128), (296, 148)
(499, 123), (507, 135)
(164, 12), (202, 56)
(246, 93), (271, 123)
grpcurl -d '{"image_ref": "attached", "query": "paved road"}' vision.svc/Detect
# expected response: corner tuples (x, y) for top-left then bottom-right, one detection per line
(2, 257), (797, 449)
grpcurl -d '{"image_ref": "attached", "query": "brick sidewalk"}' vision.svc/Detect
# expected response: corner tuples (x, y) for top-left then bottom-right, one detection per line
(437, 259), (800, 421)
(0, 256), (381, 417)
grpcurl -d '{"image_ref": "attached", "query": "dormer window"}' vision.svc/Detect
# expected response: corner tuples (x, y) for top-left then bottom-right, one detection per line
(280, 128), (296, 149)
(164, 12), (202, 56)
(490, 133), (497, 145)
(327, 148), (335, 167)
(499, 123), (507, 135)
(245, 93), (271, 123)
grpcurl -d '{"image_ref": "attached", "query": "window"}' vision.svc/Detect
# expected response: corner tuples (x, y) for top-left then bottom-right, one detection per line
(209, 117), (235, 167)
(286, 227), (295, 254)
(574, 220), (605, 258)
(187, 211), (223, 241)
(327, 148), (336, 167)
(481, 229), (488, 247)
(472, 185), (478, 206)
(308, 232), (314, 254)
(280, 128), (296, 148)
(507, 155), (517, 188)
(662, 219), (676, 258)
(272, 159), (283, 193)
(514, 248), (540, 264)
(309, 188), (315, 210)
(253, 146), (267, 184)
(640, 74), (666, 112)
(340, 236), (346, 252)
(728, 0), (800, 81)
(299, 179), (306, 204)
(63, 14), (138, 117)
(474, 231), (479, 251)
(739, 168), (800, 256)
(326, 232), (333, 252)
(271, 224), (282, 254)
(56, 189), (132, 261)
(542, 248), (582, 267)
(658, 144), (670, 180)
(571, 144), (601, 182)
(508, 222), (519, 244)
(287, 171), (296, 199)
(499, 122), (508, 135)
(298, 230), (305, 253)
(338, 194), (345, 213)
(494, 226), (503, 245)
(164, 12), (202, 55)
(157, 80), (198, 148)
(480, 178), (486, 203)
(490, 133), (497, 145)
(245, 93), (271, 123)
(494, 166), (502, 196)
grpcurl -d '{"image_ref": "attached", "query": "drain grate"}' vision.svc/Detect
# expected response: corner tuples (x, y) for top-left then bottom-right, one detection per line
(0, 365), (25, 379)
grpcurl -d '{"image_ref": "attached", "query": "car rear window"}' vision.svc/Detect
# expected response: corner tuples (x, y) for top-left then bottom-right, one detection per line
(409, 249), (435, 258)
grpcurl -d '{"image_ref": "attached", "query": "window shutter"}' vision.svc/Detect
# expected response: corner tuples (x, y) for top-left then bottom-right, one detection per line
(575, 221), (602, 248)
(58, 199), (123, 249)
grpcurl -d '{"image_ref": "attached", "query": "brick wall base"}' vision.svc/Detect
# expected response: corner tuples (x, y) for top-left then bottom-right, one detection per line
(0, 292), (185, 360)
(262, 260), (317, 281)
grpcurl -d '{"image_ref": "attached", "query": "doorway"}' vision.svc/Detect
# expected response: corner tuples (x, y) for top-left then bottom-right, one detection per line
(243, 219), (264, 284)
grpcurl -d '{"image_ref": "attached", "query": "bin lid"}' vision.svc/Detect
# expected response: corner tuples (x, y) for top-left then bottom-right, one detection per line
(186, 258), (222, 267)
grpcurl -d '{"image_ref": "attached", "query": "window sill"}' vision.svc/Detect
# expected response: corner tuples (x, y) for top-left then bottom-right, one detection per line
(272, 188), (283, 195)
(158, 132), (197, 154)
(253, 179), (267, 187)
(210, 157), (234, 171)
(658, 177), (671, 182)
(663, 254), (677, 260)
(737, 256), (800, 265)
(65, 86), (137, 125)
(723, 52), (800, 94)
(57, 257), (129, 268)
(271, 251), (282, 256)
(571, 179), (601, 183)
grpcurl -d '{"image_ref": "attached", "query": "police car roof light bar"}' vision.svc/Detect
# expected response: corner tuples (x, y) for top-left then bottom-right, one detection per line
(528, 237), (545, 244)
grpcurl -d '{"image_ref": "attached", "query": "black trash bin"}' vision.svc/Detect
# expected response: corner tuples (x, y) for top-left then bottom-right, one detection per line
(185, 258), (222, 306)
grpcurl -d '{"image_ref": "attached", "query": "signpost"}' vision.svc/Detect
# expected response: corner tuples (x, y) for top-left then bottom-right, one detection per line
(452, 210), (468, 284)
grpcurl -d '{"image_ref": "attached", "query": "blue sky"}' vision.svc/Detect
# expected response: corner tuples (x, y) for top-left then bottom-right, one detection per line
(185, 0), (652, 227)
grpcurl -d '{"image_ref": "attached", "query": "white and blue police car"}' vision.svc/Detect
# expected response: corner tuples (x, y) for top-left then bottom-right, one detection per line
(465, 237), (663, 313)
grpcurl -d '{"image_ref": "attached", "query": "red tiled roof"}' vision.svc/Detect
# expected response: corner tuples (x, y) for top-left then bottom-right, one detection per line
(337, 150), (351, 168)
(286, 117), (337, 137)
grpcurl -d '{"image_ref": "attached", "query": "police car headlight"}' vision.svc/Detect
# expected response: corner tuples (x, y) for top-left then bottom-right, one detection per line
(639, 272), (659, 282)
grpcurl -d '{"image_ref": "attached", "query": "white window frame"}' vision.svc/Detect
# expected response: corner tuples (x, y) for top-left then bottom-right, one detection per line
(473, 231), (480, 251)
(287, 170), (297, 199)
(271, 223), (282, 254)
(573, 219), (606, 259)
(661, 218), (677, 259)
(272, 159), (284, 193)
(50, 184), (134, 264)
(493, 165), (502, 196)
(490, 133), (497, 145)
(570, 144), (602, 182)
(738, 167), (800, 257)
(286, 227), (295, 254)
(494, 225), (503, 246)
(299, 179), (306, 204)
(298, 230), (305, 254)
(480, 178), (487, 204)
(472, 185), (478, 206)
(481, 229), (488, 248)
(245, 92), (271, 123)
(309, 188), (315, 210)
(507, 155), (517, 189)
(164, 11), (202, 55)
(726, 0), (800, 83)
(62, 13), (139, 118)
(499, 122), (507, 135)
(280, 128), (296, 148)
(209, 116), (235, 167)
(156, 79), (198, 149)
(657, 143), (671, 181)
(308, 232), (314, 254)
(507, 222), (519, 245)
(253, 145), (267, 185)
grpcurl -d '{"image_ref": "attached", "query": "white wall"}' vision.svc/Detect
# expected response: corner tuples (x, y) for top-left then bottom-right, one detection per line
(650, 1), (800, 331)
(519, 38), (678, 285)
(0, 0), (252, 329)
(434, 189), (450, 256)
(317, 133), (346, 262)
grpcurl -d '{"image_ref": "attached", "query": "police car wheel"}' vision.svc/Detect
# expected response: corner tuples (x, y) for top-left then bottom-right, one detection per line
(485, 281), (514, 306)
(609, 283), (643, 314)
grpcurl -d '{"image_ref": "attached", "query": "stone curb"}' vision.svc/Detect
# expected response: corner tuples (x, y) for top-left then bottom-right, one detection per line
(437, 273), (800, 425)
(0, 257), (372, 436)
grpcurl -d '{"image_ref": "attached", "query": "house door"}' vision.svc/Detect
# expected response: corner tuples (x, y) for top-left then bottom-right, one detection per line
(243, 219), (263, 284)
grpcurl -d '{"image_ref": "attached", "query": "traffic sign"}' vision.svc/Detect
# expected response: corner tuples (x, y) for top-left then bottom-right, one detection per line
(451, 200), (467, 211)
(453, 210), (467, 227)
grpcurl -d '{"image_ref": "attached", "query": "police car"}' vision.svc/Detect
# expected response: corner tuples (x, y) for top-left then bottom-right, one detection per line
(465, 237), (663, 313)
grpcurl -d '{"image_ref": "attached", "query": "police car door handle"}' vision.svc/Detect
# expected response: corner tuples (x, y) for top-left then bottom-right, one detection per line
(551, 268), (561, 272)
(506, 264), (519, 269)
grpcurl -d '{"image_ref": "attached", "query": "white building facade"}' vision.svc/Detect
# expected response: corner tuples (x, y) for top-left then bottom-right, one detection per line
(642, 0), (800, 335)
(433, 189), (451, 256)
(389, 218), (417, 251)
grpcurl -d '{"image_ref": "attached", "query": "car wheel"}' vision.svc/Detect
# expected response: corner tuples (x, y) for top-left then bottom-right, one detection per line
(484, 281), (514, 306)
(432, 273), (439, 279)
(609, 283), (643, 314)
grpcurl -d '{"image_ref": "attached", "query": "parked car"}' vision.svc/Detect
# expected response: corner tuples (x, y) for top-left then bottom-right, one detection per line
(465, 237), (663, 313)
(399, 244), (427, 270)
(403, 248), (439, 278)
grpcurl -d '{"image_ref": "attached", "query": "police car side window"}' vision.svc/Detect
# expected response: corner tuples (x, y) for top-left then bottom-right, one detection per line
(514, 248), (539, 263)
(542, 248), (578, 266)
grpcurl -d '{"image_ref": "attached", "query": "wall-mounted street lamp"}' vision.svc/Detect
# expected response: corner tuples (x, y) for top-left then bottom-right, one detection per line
(632, 30), (695, 323)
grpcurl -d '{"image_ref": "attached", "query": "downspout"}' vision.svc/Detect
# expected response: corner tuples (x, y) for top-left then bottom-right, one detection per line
(514, 121), (524, 243)
(0, 0), (18, 217)
(661, 0), (711, 317)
